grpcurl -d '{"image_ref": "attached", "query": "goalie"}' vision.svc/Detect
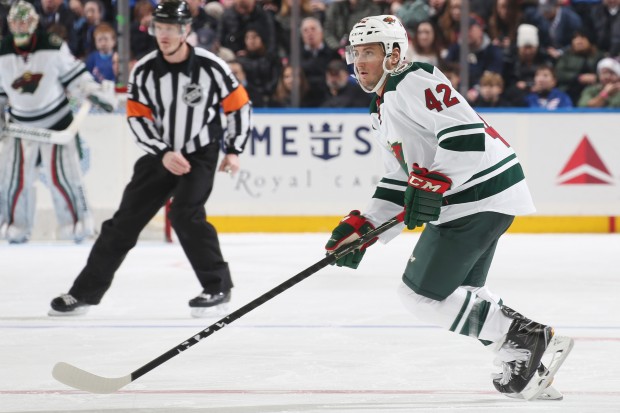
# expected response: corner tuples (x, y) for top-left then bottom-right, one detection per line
(0, 1), (117, 244)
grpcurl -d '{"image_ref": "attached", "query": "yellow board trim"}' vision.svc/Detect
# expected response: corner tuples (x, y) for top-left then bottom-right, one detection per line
(207, 216), (619, 233)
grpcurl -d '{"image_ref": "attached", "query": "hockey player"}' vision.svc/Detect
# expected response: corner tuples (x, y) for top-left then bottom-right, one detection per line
(0, 0), (116, 244)
(325, 15), (573, 400)
(49, 0), (251, 318)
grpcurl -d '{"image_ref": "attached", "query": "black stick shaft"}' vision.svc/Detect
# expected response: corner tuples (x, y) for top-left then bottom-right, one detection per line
(131, 212), (404, 381)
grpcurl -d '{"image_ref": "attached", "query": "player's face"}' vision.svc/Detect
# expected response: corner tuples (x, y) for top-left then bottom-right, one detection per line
(153, 22), (185, 53)
(351, 43), (385, 91)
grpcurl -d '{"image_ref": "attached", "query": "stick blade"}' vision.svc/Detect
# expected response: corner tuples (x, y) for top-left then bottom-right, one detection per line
(52, 362), (131, 394)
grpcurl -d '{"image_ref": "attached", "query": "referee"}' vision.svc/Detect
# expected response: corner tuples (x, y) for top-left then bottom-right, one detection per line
(49, 0), (252, 318)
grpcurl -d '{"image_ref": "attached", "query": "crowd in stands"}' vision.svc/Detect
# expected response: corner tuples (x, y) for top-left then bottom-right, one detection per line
(2, 0), (619, 108)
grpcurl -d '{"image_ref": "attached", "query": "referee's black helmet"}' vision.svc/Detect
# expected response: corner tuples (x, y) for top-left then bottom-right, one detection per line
(152, 0), (192, 25)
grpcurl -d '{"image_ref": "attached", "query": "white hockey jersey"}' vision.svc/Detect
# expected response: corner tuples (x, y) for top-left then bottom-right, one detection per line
(0, 31), (95, 128)
(363, 62), (535, 240)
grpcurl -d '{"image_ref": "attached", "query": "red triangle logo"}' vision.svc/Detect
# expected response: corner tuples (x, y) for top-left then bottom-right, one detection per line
(559, 136), (610, 175)
(560, 173), (609, 184)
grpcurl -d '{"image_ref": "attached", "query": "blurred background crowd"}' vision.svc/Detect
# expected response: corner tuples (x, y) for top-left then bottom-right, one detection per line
(2, 0), (619, 109)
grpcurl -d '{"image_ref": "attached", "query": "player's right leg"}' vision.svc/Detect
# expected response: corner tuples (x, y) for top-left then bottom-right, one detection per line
(0, 138), (39, 244)
(48, 154), (175, 316)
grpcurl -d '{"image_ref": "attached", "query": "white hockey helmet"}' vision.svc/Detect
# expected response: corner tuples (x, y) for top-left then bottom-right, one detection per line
(8, 0), (39, 47)
(346, 15), (409, 93)
(347, 15), (408, 65)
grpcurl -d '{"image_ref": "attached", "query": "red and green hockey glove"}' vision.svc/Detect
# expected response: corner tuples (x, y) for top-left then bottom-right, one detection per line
(404, 164), (452, 230)
(325, 210), (377, 269)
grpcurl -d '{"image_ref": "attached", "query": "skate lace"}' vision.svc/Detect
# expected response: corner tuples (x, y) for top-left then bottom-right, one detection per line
(493, 340), (531, 385)
(59, 294), (78, 305)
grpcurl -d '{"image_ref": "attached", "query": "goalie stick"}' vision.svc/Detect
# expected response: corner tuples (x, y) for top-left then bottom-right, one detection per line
(52, 211), (406, 394)
(0, 100), (91, 145)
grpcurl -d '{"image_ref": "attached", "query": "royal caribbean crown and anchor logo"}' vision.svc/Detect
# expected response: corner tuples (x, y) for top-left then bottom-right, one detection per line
(309, 122), (344, 160)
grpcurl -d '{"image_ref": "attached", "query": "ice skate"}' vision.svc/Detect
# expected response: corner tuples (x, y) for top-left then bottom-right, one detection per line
(497, 364), (564, 400)
(188, 290), (231, 318)
(49, 293), (90, 316)
(492, 306), (573, 401)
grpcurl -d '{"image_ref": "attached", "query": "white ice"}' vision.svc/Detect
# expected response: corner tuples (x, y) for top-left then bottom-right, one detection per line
(1, 232), (619, 412)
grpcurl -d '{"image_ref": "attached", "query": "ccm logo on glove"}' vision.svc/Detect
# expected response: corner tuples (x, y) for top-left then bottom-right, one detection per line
(404, 164), (452, 229)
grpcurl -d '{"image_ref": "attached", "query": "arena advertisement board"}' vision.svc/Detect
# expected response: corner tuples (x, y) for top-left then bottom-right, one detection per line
(27, 110), (620, 238)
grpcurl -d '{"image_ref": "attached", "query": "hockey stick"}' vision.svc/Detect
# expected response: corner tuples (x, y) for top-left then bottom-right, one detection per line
(0, 100), (91, 145)
(52, 211), (405, 394)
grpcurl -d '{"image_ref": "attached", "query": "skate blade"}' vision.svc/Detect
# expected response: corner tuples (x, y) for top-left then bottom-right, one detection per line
(520, 335), (574, 401)
(504, 379), (563, 401)
(190, 303), (229, 318)
(48, 306), (90, 317)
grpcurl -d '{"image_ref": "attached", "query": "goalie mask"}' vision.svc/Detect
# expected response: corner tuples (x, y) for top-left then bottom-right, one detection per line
(7, 0), (39, 47)
(8, 0), (39, 47)
(346, 15), (409, 93)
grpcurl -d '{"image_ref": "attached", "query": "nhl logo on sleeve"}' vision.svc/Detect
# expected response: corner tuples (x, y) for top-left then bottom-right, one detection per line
(182, 83), (204, 107)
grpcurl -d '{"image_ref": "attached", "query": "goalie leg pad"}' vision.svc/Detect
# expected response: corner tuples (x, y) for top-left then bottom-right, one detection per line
(39, 142), (94, 242)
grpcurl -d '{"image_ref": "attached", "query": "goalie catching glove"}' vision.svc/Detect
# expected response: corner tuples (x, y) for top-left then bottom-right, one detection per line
(325, 210), (377, 269)
(82, 80), (118, 113)
(404, 164), (452, 229)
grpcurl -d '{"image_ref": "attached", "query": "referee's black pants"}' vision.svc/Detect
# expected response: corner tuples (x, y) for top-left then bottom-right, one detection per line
(69, 142), (233, 304)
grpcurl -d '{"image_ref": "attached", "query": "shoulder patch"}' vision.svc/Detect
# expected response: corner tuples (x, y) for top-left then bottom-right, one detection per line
(385, 61), (436, 93)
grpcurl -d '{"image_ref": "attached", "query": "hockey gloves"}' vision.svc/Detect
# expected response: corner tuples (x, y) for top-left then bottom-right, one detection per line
(325, 210), (377, 269)
(404, 164), (452, 229)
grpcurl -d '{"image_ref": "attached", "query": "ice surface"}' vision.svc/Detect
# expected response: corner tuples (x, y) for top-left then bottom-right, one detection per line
(1, 233), (619, 412)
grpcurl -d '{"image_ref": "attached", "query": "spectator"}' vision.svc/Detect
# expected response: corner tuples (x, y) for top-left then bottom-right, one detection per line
(321, 58), (372, 107)
(270, 63), (316, 107)
(75, 0), (105, 58)
(440, 61), (460, 90)
(436, 0), (462, 50)
(186, 0), (218, 52)
(554, 30), (603, 104)
(85, 23), (117, 83)
(218, 0), (277, 55)
(228, 60), (248, 88)
(487, 0), (550, 52)
(538, 0), (583, 60)
(406, 20), (443, 66)
(35, 0), (79, 55)
(445, 14), (504, 95)
(526, 65), (573, 109)
(591, 0), (620, 56)
(396, 0), (432, 32)
(237, 24), (281, 107)
(503, 23), (552, 106)
(471, 71), (511, 107)
(323, 0), (382, 52)
(578, 57), (620, 108)
(274, 0), (317, 57)
(130, 0), (157, 60)
(300, 16), (339, 103)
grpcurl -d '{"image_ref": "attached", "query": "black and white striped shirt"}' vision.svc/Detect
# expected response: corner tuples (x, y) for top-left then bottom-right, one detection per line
(127, 46), (251, 156)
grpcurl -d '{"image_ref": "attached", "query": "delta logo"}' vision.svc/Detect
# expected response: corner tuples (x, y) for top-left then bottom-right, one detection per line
(557, 136), (613, 185)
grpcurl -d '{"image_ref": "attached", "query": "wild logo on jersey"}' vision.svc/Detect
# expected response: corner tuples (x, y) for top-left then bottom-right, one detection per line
(182, 83), (203, 107)
(390, 141), (408, 173)
(12, 72), (43, 94)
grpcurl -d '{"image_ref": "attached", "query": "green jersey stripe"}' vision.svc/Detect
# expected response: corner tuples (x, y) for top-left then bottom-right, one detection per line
(459, 299), (491, 338)
(372, 186), (405, 207)
(439, 133), (486, 152)
(443, 163), (525, 206)
(437, 123), (485, 139)
(450, 290), (472, 332)
(466, 153), (517, 183)
(380, 177), (408, 187)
